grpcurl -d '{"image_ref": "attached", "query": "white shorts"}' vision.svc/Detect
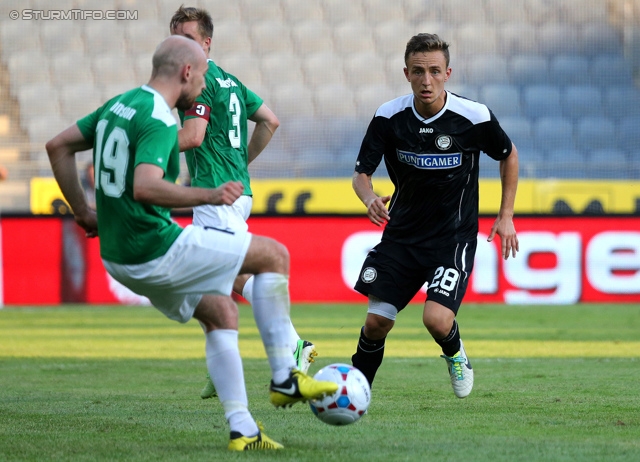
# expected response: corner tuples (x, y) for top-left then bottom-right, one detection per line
(192, 195), (252, 232)
(102, 224), (252, 323)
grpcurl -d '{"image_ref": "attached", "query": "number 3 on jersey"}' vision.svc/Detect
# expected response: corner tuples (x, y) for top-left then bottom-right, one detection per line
(228, 93), (241, 148)
(94, 119), (130, 198)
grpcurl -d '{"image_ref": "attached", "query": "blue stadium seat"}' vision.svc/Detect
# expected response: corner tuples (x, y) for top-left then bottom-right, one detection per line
(533, 116), (575, 151)
(617, 116), (640, 152)
(587, 148), (629, 179)
(545, 148), (587, 178)
(538, 23), (582, 56)
(591, 54), (634, 85)
(549, 55), (590, 85)
(446, 84), (479, 102)
(466, 54), (509, 85)
(522, 85), (562, 119)
(518, 148), (546, 178)
(509, 54), (549, 85)
(561, 85), (602, 120)
(499, 116), (534, 150)
(574, 116), (616, 150)
(479, 84), (521, 118)
(604, 86), (640, 120)
(479, 154), (501, 178)
(581, 23), (622, 57)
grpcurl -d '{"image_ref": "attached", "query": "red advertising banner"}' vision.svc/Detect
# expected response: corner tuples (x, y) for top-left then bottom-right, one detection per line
(2, 216), (639, 305)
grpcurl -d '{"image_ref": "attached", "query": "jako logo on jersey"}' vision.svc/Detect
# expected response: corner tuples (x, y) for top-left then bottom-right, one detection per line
(361, 267), (377, 283)
(436, 135), (452, 150)
(397, 150), (462, 169)
(419, 127), (434, 134)
(216, 78), (238, 88)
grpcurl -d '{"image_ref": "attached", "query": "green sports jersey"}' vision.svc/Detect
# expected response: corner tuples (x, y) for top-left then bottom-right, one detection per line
(178, 59), (263, 195)
(77, 85), (183, 265)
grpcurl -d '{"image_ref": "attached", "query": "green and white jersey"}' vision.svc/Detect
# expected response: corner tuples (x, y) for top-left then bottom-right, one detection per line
(179, 59), (263, 195)
(77, 85), (183, 265)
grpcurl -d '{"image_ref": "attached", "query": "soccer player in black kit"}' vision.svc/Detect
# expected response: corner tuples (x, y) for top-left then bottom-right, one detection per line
(351, 33), (520, 399)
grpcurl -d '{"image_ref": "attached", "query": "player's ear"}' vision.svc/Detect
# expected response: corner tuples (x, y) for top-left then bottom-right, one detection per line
(403, 67), (409, 81)
(181, 63), (191, 83)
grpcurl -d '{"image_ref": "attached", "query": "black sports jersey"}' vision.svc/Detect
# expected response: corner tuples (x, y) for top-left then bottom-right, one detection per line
(355, 91), (513, 249)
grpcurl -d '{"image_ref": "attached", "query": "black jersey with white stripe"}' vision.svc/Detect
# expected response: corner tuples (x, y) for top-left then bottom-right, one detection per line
(355, 91), (513, 249)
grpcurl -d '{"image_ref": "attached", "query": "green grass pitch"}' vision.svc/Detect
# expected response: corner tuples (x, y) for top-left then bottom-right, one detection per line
(1, 303), (639, 461)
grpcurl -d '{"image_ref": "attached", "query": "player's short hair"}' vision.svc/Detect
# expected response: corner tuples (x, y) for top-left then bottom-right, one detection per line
(169, 4), (213, 39)
(404, 33), (450, 67)
(151, 35), (202, 79)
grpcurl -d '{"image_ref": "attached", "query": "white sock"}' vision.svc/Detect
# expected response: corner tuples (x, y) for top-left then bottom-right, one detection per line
(245, 275), (300, 354)
(205, 329), (258, 437)
(251, 272), (296, 384)
(288, 320), (301, 354)
(241, 276), (254, 305)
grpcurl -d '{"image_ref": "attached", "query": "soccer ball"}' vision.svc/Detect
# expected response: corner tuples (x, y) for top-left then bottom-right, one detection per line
(309, 363), (371, 425)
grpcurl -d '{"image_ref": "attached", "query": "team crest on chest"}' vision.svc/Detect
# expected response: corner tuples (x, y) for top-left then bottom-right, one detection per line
(435, 135), (452, 150)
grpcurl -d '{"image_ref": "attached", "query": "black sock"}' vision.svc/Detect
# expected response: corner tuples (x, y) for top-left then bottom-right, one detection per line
(351, 326), (385, 387)
(435, 320), (461, 357)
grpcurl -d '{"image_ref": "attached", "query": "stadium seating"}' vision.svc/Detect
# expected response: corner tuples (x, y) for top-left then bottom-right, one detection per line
(250, 20), (295, 55)
(561, 85), (603, 120)
(499, 116), (534, 151)
(1, 0), (640, 212)
(581, 23), (622, 56)
(574, 116), (616, 150)
(549, 55), (591, 85)
(343, 51), (387, 87)
(546, 148), (587, 179)
(604, 86), (640, 120)
(587, 148), (630, 179)
(466, 54), (509, 85)
(533, 116), (576, 151)
(332, 21), (377, 56)
(519, 148), (546, 178)
(592, 54), (634, 84)
(508, 54), (549, 85)
(479, 84), (522, 118)
(291, 20), (335, 55)
(522, 85), (562, 120)
(616, 116), (640, 152)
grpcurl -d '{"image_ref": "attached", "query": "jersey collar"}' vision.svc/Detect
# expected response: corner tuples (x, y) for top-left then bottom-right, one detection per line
(411, 90), (450, 124)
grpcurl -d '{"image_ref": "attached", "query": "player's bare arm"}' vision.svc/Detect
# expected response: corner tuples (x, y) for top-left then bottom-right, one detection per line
(133, 163), (243, 208)
(487, 143), (520, 260)
(178, 116), (208, 151)
(46, 124), (98, 237)
(352, 171), (390, 227)
(247, 104), (279, 164)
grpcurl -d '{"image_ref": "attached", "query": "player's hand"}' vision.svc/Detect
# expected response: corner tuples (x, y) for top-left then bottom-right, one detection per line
(75, 207), (98, 238)
(211, 181), (243, 205)
(366, 195), (391, 227)
(487, 215), (519, 260)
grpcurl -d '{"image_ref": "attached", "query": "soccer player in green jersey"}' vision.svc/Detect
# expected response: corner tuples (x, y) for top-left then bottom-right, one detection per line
(45, 35), (337, 451)
(169, 6), (317, 400)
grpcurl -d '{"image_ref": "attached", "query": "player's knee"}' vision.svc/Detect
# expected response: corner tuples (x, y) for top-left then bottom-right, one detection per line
(270, 240), (289, 273)
(364, 315), (393, 340)
(194, 295), (238, 331)
(422, 313), (452, 338)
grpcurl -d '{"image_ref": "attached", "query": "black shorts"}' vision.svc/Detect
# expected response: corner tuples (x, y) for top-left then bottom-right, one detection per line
(353, 239), (477, 314)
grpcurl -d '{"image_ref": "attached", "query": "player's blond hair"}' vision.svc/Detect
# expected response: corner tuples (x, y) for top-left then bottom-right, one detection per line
(169, 4), (213, 39)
